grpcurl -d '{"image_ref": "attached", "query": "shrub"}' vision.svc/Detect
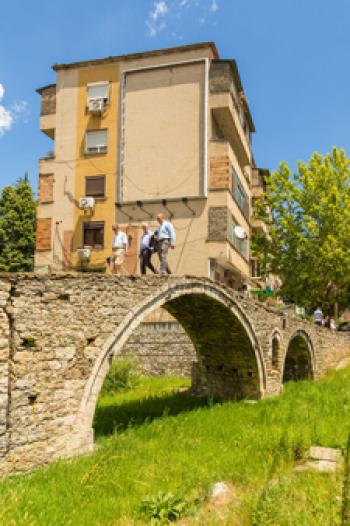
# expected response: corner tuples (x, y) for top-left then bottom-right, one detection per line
(101, 358), (139, 395)
(140, 491), (189, 525)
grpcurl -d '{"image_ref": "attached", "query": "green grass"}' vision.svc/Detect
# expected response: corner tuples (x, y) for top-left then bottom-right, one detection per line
(1, 369), (350, 525)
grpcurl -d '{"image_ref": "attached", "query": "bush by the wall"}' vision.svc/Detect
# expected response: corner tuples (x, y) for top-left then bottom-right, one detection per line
(101, 358), (139, 395)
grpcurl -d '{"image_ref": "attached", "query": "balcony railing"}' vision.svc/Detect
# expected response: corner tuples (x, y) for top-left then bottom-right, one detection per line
(40, 150), (55, 160)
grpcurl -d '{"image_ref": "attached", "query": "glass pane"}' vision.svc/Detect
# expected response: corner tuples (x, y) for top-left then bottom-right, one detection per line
(88, 83), (108, 100)
(86, 130), (107, 148)
(83, 222), (104, 248)
(86, 177), (105, 197)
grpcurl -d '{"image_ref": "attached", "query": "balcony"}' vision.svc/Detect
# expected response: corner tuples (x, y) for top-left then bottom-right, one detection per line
(252, 168), (269, 198)
(251, 168), (270, 234)
(251, 217), (269, 235)
(39, 151), (55, 174)
(37, 84), (56, 139)
(207, 204), (250, 278)
(209, 61), (254, 168)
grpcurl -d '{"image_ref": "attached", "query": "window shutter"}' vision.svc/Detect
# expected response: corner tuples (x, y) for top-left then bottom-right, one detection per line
(86, 176), (105, 197)
(87, 82), (109, 100)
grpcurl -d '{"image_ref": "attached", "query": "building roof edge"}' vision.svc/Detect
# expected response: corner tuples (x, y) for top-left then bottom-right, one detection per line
(52, 42), (219, 71)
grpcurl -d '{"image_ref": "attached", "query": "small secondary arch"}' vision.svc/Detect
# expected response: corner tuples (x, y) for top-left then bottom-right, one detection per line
(282, 330), (315, 382)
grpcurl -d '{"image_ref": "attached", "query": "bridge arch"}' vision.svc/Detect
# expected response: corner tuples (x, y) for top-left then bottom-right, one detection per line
(73, 279), (267, 452)
(282, 330), (315, 383)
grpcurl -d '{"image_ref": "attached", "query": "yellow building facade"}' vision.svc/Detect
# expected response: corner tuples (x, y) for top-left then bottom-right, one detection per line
(35, 42), (267, 288)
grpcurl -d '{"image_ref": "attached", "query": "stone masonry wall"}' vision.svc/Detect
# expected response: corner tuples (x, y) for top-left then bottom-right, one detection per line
(118, 322), (196, 377)
(0, 273), (348, 477)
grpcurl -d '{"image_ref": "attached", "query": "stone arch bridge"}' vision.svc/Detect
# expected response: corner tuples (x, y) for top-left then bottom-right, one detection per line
(0, 274), (349, 475)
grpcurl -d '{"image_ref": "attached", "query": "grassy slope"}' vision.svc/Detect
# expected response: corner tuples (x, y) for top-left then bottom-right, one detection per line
(1, 369), (350, 525)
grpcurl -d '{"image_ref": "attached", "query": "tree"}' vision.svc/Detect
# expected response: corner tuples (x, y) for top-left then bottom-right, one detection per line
(0, 174), (36, 272)
(252, 147), (350, 314)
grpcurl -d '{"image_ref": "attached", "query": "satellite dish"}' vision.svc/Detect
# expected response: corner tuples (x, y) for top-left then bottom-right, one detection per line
(234, 226), (247, 239)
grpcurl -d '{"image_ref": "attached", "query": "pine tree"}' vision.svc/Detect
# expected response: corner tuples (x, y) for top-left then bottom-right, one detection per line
(0, 174), (36, 272)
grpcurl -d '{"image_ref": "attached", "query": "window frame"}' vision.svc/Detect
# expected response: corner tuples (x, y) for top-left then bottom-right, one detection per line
(85, 175), (106, 199)
(87, 81), (109, 104)
(229, 214), (249, 261)
(232, 168), (250, 219)
(85, 129), (108, 155)
(83, 221), (105, 249)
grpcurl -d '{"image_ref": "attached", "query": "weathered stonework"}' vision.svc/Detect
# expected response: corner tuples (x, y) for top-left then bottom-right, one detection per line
(39, 85), (56, 116)
(0, 273), (348, 476)
(208, 206), (228, 242)
(38, 174), (54, 204)
(118, 322), (196, 377)
(209, 156), (231, 191)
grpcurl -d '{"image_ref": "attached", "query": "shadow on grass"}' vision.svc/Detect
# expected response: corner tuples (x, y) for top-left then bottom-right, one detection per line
(93, 391), (219, 438)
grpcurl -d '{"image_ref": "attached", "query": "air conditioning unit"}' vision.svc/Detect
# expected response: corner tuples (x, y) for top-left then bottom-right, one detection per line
(88, 98), (105, 113)
(79, 197), (95, 210)
(76, 248), (91, 260)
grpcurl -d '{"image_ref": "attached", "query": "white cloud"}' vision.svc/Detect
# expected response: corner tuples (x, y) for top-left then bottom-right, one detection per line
(0, 83), (13, 136)
(12, 100), (27, 114)
(146, 0), (219, 38)
(151, 0), (168, 20)
(147, 0), (169, 36)
(0, 83), (29, 137)
(0, 106), (13, 137)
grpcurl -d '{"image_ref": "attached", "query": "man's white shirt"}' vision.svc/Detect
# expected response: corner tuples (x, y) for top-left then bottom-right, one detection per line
(112, 231), (128, 248)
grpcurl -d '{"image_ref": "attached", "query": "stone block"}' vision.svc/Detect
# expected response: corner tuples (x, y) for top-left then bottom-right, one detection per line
(55, 347), (76, 360)
(14, 351), (34, 362)
(309, 446), (342, 462)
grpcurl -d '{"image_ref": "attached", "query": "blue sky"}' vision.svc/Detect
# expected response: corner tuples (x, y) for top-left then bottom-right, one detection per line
(0, 0), (349, 193)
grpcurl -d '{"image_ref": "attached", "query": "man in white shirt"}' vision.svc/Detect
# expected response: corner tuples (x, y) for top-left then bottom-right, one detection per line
(110, 223), (128, 274)
(155, 213), (176, 275)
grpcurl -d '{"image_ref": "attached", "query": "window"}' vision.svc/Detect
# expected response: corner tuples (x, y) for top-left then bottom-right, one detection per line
(87, 82), (109, 103)
(229, 215), (248, 259)
(83, 221), (104, 249)
(251, 259), (262, 278)
(85, 130), (108, 154)
(232, 169), (249, 218)
(85, 176), (105, 198)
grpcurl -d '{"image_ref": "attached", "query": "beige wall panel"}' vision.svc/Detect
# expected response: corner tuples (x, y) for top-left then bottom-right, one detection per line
(35, 70), (78, 269)
(122, 62), (205, 201)
(52, 69), (78, 268)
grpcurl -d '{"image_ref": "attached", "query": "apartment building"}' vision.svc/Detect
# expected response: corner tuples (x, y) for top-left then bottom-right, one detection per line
(35, 41), (267, 288)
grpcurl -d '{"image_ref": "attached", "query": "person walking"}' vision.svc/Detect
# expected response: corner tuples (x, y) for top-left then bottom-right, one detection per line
(330, 318), (337, 330)
(313, 306), (323, 327)
(323, 315), (331, 329)
(155, 213), (176, 275)
(110, 223), (128, 274)
(139, 222), (157, 275)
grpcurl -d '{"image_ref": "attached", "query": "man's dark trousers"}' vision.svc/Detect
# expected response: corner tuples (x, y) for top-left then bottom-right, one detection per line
(140, 248), (157, 274)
